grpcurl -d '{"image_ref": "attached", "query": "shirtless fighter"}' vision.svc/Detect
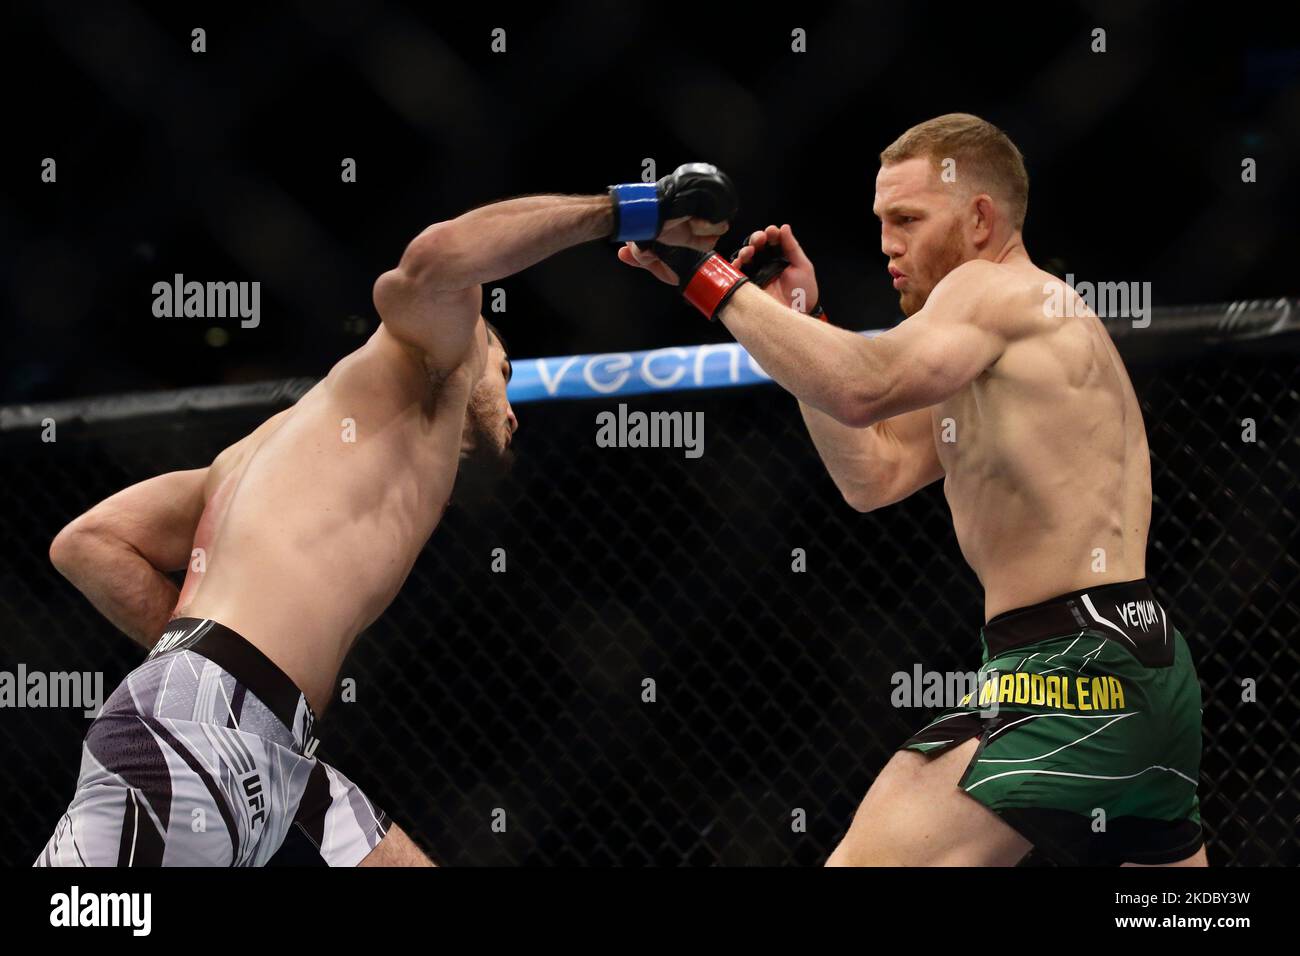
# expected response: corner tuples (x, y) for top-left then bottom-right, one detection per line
(35, 164), (735, 867)
(621, 115), (1205, 866)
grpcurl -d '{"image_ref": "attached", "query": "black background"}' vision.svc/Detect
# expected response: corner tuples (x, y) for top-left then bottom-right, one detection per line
(5, 1), (1298, 401)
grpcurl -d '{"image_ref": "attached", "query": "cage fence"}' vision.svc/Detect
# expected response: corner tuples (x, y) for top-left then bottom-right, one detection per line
(0, 300), (1296, 866)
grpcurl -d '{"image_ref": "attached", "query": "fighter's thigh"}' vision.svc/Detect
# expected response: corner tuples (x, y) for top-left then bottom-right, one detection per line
(826, 738), (1031, 866)
(37, 728), (238, 866)
(358, 823), (435, 867)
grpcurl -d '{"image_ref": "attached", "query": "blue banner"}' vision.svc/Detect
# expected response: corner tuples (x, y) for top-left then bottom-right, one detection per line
(507, 331), (881, 404)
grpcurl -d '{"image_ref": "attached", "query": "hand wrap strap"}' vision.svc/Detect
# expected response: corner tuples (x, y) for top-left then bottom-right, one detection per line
(648, 243), (749, 321)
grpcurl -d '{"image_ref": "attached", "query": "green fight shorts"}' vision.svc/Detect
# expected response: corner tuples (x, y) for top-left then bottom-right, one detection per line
(901, 578), (1204, 865)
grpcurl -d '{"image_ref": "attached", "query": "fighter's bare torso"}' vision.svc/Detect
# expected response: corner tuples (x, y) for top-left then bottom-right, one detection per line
(930, 262), (1151, 620)
(175, 326), (471, 714)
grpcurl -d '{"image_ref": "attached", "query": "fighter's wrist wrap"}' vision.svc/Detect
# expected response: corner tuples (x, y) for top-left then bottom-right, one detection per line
(609, 162), (739, 243)
(650, 242), (749, 321)
(608, 183), (659, 242)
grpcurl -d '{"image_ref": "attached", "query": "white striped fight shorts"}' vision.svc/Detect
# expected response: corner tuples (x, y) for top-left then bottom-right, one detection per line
(34, 617), (390, 867)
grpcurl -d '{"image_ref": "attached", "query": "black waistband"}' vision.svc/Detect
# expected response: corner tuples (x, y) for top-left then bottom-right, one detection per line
(983, 579), (1175, 666)
(148, 617), (315, 738)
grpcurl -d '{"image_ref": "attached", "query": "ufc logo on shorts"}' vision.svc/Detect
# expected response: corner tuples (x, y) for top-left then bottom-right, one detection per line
(240, 771), (266, 830)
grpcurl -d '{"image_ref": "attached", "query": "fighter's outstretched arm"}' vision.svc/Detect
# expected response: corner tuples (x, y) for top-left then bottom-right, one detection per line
(374, 170), (733, 377)
(373, 195), (613, 378)
(622, 245), (1009, 427)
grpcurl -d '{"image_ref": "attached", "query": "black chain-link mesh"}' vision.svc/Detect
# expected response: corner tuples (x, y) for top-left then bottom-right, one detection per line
(1, 346), (1296, 866)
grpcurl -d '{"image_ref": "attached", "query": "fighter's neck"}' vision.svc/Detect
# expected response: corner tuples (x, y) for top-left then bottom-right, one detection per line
(985, 235), (1030, 266)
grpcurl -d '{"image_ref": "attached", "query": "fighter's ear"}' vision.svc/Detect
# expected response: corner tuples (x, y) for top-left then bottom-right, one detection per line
(970, 193), (998, 244)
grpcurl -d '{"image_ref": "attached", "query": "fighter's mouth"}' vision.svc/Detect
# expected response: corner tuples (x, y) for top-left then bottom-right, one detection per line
(888, 266), (906, 279)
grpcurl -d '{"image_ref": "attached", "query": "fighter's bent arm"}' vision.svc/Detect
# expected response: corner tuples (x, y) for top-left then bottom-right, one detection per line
(799, 403), (944, 512)
(718, 224), (943, 511)
(49, 469), (208, 648)
(372, 195), (616, 375)
(718, 261), (1009, 428)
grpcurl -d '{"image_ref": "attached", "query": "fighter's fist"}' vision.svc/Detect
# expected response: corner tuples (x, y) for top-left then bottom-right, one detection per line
(657, 163), (738, 232)
(609, 163), (737, 246)
(733, 224), (820, 314)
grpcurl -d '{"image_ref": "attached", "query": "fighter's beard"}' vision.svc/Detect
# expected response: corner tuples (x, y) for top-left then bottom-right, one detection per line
(901, 231), (968, 316)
